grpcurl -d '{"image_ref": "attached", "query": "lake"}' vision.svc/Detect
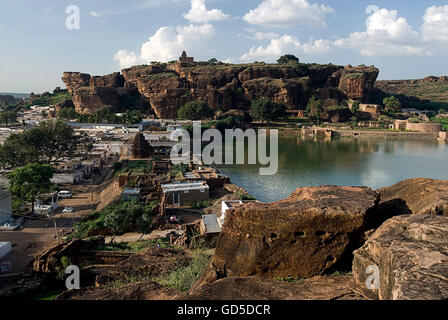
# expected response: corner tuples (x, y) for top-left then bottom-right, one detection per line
(215, 136), (448, 203)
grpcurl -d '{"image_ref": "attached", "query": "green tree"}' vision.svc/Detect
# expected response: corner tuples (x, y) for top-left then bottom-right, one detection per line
(383, 96), (402, 112)
(124, 110), (143, 125)
(251, 99), (287, 122)
(306, 96), (323, 124)
(57, 107), (78, 120)
(0, 120), (83, 168)
(8, 164), (55, 214)
(0, 111), (18, 126)
(178, 101), (214, 120)
(208, 58), (218, 64)
(277, 54), (299, 64)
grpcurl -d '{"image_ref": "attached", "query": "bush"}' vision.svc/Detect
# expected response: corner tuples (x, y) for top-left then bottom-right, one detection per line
(156, 251), (211, 292)
(69, 201), (157, 239)
(178, 101), (214, 120)
(251, 99), (287, 121)
(277, 54), (299, 64)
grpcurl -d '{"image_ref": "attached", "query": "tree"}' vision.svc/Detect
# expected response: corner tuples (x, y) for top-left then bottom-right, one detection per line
(124, 110), (142, 125)
(178, 101), (214, 120)
(57, 107), (78, 120)
(277, 54), (299, 64)
(383, 96), (402, 112)
(306, 95), (323, 125)
(251, 99), (287, 122)
(208, 58), (218, 64)
(0, 120), (83, 168)
(0, 111), (18, 126)
(8, 164), (55, 214)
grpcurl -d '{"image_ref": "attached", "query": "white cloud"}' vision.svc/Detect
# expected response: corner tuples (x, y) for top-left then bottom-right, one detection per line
(114, 24), (215, 69)
(239, 34), (331, 62)
(243, 0), (334, 27)
(183, 0), (229, 23)
(334, 8), (430, 56)
(245, 29), (280, 40)
(422, 5), (448, 44)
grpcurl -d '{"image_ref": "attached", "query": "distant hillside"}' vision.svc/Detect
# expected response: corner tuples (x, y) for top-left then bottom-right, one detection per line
(0, 92), (29, 99)
(374, 76), (448, 110)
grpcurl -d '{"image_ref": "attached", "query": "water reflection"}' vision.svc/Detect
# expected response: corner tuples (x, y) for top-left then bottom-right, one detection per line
(215, 136), (448, 203)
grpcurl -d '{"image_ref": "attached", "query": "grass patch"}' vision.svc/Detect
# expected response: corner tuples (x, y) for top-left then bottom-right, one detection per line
(114, 160), (152, 175)
(95, 238), (178, 252)
(155, 251), (211, 292)
(32, 92), (72, 106)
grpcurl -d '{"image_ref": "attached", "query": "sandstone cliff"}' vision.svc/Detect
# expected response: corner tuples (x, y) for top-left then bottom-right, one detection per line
(62, 61), (379, 118)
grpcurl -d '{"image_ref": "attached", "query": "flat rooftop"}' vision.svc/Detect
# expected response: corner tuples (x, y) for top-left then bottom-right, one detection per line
(161, 181), (209, 193)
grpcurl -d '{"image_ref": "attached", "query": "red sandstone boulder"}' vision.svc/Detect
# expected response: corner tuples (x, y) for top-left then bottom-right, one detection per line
(196, 186), (381, 287)
(352, 214), (448, 300)
(377, 178), (448, 216)
(180, 275), (362, 300)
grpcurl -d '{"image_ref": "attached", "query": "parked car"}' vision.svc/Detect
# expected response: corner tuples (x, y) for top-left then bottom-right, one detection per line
(62, 207), (74, 213)
(58, 191), (73, 199)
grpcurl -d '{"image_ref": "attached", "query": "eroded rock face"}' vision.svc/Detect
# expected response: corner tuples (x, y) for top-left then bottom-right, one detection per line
(180, 276), (362, 300)
(62, 62), (379, 118)
(352, 214), (448, 300)
(377, 178), (448, 216)
(197, 186), (381, 287)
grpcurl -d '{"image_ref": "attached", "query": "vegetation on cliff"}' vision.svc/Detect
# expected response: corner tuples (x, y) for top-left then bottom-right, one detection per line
(251, 98), (287, 121)
(177, 101), (214, 120)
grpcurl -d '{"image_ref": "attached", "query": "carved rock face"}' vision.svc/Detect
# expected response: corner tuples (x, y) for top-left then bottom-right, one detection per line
(196, 186), (381, 287)
(352, 214), (448, 300)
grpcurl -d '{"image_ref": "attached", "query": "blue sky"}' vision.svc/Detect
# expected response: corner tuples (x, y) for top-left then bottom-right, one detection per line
(1, 0), (448, 93)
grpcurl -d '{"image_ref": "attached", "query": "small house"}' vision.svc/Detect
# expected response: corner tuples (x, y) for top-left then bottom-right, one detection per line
(161, 181), (209, 206)
(121, 188), (142, 202)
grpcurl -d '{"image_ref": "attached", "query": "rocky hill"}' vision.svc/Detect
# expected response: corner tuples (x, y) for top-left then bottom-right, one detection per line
(374, 76), (448, 110)
(0, 94), (17, 107)
(62, 58), (379, 119)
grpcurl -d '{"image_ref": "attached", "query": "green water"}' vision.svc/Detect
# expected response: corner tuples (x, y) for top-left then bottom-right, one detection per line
(216, 136), (448, 203)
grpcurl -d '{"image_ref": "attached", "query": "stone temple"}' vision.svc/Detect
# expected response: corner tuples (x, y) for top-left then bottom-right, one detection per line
(179, 51), (194, 64)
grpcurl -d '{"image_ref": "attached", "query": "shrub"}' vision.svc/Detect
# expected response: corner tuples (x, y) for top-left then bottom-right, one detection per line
(251, 99), (287, 121)
(155, 251), (211, 292)
(178, 101), (214, 120)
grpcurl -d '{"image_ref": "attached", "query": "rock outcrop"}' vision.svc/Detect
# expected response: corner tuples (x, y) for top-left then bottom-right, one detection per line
(180, 275), (363, 300)
(377, 178), (448, 216)
(62, 59), (379, 118)
(352, 214), (448, 300)
(0, 94), (16, 106)
(196, 186), (381, 287)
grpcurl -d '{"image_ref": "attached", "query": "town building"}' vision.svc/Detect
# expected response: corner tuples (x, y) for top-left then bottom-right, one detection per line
(121, 188), (142, 201)
(161, 181), (209, 206)
(0, 188), (12, 225)
(392, 120), (442, 134)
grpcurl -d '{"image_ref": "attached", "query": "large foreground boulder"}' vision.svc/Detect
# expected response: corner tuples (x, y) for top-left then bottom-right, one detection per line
(197, 186), (380, 287)
(378, 178), (448, 216)
(180, 276), (362, 300)
(352, 214), (448, 300)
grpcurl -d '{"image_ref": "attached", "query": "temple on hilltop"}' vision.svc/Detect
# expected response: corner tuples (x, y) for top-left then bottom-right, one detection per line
(179, 51), (194, 64)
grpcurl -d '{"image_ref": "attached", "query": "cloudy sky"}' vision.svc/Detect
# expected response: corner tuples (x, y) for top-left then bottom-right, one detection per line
(1, 0), (448, 93)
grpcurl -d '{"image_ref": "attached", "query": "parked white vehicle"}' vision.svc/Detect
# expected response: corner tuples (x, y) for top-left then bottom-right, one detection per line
(58, 191), (73, 199)
(62, 207), (74, 213)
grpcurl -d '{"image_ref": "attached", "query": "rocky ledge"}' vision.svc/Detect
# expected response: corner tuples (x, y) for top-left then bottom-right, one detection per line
(62, 61), (379, 118)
